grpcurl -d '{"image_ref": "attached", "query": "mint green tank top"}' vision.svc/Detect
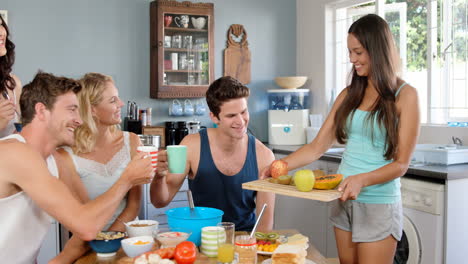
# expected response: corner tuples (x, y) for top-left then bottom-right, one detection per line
(337, 83), (406, 204)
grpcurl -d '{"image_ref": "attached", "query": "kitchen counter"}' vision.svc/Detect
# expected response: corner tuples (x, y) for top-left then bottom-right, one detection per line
(269, 144), (468, 181)
(74, 229), (327, 264)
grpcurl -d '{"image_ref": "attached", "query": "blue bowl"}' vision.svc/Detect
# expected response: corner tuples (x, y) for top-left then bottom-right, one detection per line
(88, 231), (126, 257)
(166, 207), (224, 246)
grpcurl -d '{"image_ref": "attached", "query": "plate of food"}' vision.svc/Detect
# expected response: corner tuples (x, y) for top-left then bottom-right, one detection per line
(255, 232), (282, 255)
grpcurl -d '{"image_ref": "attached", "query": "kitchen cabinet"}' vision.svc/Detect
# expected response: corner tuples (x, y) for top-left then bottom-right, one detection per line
(139, 179), (189, 226)
(150, 0), (214, 98)
(273, 153), (338, 258)
(37, 221), (60, 263)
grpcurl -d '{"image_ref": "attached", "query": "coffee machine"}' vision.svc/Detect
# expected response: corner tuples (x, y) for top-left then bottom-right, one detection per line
(268, 89), (309, 145)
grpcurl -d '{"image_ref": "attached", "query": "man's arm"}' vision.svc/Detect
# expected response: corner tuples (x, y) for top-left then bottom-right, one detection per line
(0, 142), (153, 241)
(255, 140), (276, 232)
(149, 133), (197, 208)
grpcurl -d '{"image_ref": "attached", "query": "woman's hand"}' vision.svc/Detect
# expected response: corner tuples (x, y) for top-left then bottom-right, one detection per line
(156, 149), (168, 179)
(0, 99), (16, 129)
(259, 163), (272, 179)
(338, 174), (365, 201)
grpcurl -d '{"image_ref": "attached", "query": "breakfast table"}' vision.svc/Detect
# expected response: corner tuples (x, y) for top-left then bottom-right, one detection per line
(74, 229), (328, 264)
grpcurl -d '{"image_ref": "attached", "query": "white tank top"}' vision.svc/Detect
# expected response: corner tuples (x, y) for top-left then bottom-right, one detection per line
(63, 132), (131, 230)
(0, 134), (59, 264)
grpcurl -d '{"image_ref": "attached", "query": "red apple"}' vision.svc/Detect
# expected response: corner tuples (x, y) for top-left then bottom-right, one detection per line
(270, 160), (288, 179)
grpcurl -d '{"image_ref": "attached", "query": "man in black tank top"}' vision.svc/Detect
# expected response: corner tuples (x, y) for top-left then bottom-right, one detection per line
(151, 76), (276, 232)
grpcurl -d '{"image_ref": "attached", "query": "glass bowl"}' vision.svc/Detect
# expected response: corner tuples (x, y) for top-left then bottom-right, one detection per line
(154, 227), (192, 248)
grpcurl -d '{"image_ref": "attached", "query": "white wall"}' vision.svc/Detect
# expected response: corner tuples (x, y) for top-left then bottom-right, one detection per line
(296, 0), (468, 146)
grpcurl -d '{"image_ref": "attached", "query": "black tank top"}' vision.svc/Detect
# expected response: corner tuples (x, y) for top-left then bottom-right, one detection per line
(188, 129), (257, 231)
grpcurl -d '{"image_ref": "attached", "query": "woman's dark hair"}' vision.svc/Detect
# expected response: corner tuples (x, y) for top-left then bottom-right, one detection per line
(334, 14), (401, 160)
(0, 16), (16, 94)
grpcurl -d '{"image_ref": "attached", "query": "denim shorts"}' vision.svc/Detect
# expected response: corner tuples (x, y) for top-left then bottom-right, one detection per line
(329, 200), (403, 242)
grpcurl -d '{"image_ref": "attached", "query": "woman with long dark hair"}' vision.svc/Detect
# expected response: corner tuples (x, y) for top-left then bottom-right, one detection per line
(263, 14), (420, 263)
(0, 15), (21, 137)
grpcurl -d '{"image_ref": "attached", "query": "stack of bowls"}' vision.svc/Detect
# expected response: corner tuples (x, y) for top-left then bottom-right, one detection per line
(200, 226), (224, 257)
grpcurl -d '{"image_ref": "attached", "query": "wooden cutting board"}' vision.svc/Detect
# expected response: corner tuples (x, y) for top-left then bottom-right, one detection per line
(224, 24), (251, 84)
(242, 179), (342, 202)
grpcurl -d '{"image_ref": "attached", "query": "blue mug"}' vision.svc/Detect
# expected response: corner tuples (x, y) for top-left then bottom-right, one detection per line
(184, 99), (194, 116)
(169, 99), (183, 116)
(194, 100), (206, 116)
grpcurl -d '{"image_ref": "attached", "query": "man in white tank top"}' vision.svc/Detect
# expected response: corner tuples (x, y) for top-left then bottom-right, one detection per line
(0, 72), (154, 264)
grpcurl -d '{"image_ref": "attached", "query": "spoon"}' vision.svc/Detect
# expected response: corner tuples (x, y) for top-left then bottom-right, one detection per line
(249, 203), (267, 239)
(2, 90), (20, 116)
(187, 190), (199, 218)
(187, 190), (195, 211)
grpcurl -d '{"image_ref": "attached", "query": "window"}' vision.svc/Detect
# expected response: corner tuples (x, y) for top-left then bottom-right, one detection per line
(327, 0), (468, 124)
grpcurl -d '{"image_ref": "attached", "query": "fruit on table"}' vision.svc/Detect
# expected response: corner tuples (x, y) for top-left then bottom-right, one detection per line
(268, 178), (280, 184)
(255, 232), (267, 240)
(294, 169), (315, 192)
(314, 174), (343, 190)
(257, 243), (279, 252)
(313, 169), (326, 177)
(266, 232), (280, 241)
(270, 160), (288, 179)
(174, 241), (197, 264)
(277, 175), (292, 185)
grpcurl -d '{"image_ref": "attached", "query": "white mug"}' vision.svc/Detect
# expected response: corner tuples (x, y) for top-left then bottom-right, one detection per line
(175, 15), (189, 28)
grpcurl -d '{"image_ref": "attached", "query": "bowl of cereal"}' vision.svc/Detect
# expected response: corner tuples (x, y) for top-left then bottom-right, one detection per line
(121, 235), (155, 257)
(125, 220), (159, 238)
(88, 231), (126, 257)
(155, 227), (192, 248)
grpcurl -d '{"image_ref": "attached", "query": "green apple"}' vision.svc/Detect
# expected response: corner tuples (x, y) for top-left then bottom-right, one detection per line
(294, 169), (315, 192)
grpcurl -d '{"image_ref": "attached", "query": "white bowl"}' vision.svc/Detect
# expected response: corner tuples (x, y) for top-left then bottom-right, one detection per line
(121, 235), (155, 258)
(274, 76), (307, 89)
(125, 220), (159, 238)
(155, 227), (191, 248)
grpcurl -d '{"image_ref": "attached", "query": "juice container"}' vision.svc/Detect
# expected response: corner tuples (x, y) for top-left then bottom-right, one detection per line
(217, 243), (235, 263)
(234, 235), (257, 264)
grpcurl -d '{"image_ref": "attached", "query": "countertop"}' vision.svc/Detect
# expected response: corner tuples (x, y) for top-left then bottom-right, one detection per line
(269, 144), (468, 181)
(74, 229), (327, 264)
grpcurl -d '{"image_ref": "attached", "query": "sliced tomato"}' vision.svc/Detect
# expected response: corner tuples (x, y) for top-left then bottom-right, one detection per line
(174, 241), (197, 264)
(153, 247), (176, 259)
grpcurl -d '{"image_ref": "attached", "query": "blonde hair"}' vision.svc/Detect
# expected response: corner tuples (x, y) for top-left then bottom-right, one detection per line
(73, 73), (118, 154)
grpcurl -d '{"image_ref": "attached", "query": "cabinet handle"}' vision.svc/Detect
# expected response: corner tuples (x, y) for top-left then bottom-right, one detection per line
(158, 41), (163, 47)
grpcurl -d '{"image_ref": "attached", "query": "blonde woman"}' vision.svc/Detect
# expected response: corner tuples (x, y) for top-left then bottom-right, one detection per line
(51, 73), (156, 263)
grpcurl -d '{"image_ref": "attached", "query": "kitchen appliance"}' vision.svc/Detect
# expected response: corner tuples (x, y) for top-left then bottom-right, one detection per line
(395, 177), (445, 264)
(124, 101), (142, 134)
(268, 89), (309, 145)
(138, 135), (161, 148)
(165, 121), (177, 146)
(187, 121), (206, 134)
(176, 121), (188, 144)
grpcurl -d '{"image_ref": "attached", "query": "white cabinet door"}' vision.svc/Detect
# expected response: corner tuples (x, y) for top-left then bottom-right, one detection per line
(37, 222), (59, 264)
(140, 179), (189, 228)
